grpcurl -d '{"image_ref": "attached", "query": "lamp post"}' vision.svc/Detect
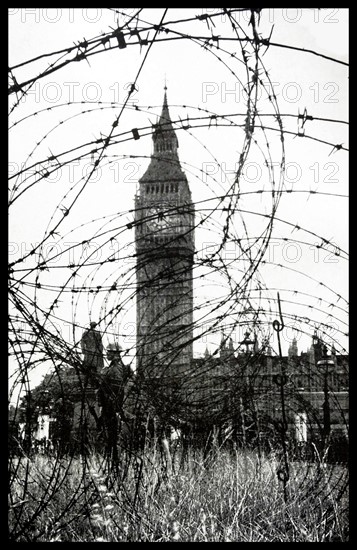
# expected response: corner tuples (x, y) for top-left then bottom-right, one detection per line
(317, 348), (335, 449)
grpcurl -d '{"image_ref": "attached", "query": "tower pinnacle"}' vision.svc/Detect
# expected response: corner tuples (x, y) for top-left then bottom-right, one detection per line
(153, 89), (178, 155)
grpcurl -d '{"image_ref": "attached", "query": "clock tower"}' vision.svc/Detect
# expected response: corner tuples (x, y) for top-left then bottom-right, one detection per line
(135, 89), (194, 399)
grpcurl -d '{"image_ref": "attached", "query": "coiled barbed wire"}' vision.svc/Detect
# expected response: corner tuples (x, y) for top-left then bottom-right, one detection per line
(9, 8), (348, 543)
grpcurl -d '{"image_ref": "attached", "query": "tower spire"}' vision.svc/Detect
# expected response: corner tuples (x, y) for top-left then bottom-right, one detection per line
(138, 88), (190, 184)
(153, 87), (178, 155)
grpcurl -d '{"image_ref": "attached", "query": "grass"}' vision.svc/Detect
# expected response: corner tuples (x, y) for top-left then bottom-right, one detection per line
(8, 445), (349, 542)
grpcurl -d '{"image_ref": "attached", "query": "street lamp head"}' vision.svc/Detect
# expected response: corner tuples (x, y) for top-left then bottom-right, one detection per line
(317, 359), (335, 366)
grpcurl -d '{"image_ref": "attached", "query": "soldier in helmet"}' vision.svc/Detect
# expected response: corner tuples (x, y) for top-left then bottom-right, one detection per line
(106, 342), (130, 381)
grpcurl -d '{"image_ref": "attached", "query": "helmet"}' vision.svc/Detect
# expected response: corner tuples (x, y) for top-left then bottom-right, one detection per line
(107, 342), (121, 352)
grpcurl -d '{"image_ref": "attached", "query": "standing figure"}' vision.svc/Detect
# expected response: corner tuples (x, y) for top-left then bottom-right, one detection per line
(97, 342), (131, 460)
(81, 321), (104, 376)
(71, 322), (104, 450)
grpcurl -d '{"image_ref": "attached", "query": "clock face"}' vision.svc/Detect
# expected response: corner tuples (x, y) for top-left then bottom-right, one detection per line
(147, 207), (179, 231)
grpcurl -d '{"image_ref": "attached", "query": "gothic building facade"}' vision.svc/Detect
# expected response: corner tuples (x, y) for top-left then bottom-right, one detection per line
(192, 332), (348, 454)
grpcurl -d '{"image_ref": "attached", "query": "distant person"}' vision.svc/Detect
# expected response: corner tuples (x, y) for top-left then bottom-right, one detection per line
(97, 342), (131, 458)
(80, 322), (104, 375)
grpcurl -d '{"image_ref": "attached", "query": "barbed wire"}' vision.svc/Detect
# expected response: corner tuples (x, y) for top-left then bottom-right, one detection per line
(9, 8), (348, 543)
